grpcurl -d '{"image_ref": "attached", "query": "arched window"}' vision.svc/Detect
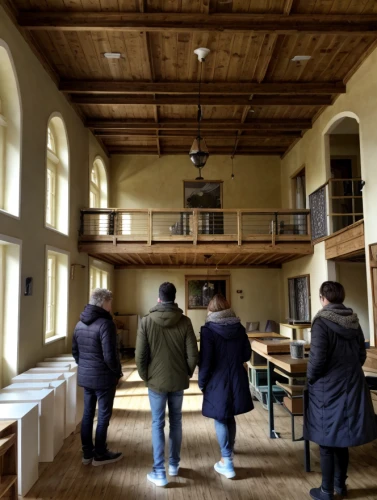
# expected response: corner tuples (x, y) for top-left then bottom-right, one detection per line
(0, 41), (21, 217)
(90, 157), (108, 208)
(45, 115), (69, 235)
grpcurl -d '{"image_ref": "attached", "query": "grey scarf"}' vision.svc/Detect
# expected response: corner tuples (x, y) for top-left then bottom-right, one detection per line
(312, 303), (359, 330)
(206, 308), (240, 325)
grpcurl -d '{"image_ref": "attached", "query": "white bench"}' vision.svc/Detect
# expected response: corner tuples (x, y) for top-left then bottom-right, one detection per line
(13, 371), (77, 436)
(0, 403), (39, 496)
(45, 356), (75, 362)
(0, 390), (55, 462)
(36, 362), (77, 372)
(4, 381), (66, 456)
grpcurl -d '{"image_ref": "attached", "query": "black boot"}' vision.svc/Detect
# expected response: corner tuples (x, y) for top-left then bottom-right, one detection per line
(310, 487), (334, 500)
(334, 475), (348, 496)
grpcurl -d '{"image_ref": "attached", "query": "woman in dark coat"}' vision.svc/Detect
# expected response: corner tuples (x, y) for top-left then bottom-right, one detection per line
(199, 294), (253, 479)
(305, 281), (377, 500)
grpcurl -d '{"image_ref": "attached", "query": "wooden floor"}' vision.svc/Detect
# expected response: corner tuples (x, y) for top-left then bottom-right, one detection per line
(26, 362), (377, 500)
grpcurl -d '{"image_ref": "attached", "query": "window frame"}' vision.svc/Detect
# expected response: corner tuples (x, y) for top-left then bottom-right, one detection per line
(45, 253), (57, 339)
(44, 246), (70, 345)
(89, 265), (109, 299)
(288, 274), (311, 322)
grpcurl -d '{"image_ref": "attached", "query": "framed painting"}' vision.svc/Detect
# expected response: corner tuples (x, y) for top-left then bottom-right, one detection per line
(185, 275), (230, 310)
(183, 180), (223, 209)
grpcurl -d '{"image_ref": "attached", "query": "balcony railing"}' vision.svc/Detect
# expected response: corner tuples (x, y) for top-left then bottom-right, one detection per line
(79, 208), (311, 246)
(309, 178), (363, 241)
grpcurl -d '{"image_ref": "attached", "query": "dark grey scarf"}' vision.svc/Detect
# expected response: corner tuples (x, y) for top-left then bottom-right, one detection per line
(206, 308), (240, 325)
(312, 303), (359, 330)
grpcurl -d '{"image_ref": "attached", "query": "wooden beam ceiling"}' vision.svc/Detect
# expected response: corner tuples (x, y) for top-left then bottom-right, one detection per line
(18, 12), (377, 36)
(71, 95), (333, 107)
(87, 119), (312, 131)
(106, 146), (286, 155)
(60, 81), (345, 95)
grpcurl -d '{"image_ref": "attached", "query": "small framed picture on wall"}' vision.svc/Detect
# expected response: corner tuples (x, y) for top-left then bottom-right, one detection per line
(185, 275), (230, 311)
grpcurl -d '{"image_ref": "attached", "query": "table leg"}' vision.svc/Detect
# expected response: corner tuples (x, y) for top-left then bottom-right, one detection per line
(304, 439), (311, 472)
(267, 360), (279, 439)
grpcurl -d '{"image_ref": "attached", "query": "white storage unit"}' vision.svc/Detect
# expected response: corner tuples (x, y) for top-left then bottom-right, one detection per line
(0, 403), (39, 496)
(3, 381), (66, 456)
(45, 356), (75, 362)
(13, 371), (77, 437)
(0, 390), (55, 462)
(34, 364), (82, 426)
(36, 362), (77, 372)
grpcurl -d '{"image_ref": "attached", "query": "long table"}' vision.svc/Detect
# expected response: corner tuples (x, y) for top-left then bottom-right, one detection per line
(251, 341), (310, 472)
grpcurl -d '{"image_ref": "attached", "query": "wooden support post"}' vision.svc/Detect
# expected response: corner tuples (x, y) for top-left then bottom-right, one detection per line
(193, 211), (198, 246)
(271, 220), (276, 246)
(237, 211), (242, 246)
(147, 210), (152, 246)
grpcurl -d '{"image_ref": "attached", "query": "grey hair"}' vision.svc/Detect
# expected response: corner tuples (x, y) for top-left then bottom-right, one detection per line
(89, 288), (113, 307)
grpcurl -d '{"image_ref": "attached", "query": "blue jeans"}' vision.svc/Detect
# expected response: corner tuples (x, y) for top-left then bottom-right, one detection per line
(148, 389), (184, 472)
(81, 386), (116, 457)
(215, 417), (236, 458)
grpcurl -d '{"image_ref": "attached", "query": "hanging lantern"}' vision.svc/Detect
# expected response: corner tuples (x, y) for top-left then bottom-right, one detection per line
(189, 48), (210, 177)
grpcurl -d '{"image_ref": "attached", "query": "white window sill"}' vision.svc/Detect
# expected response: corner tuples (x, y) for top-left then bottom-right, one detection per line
(45, 334), (66, 345)
(45, 224), (69, 237)
(0, 208), (20, 220)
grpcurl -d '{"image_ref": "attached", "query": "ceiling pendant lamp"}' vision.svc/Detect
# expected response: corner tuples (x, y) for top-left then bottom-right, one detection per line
(189, 47), (210, 180)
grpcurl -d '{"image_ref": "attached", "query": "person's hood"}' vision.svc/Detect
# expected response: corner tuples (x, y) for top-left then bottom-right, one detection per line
(148, 302), (183, 327)
(312, 303), (360, 340)
(80, 304), (112, 325)
(206, 309), (245, 340)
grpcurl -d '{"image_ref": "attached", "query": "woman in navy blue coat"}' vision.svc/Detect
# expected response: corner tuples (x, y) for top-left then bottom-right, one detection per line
(305, 282), (377, 500)
(199, 294), (253, 479)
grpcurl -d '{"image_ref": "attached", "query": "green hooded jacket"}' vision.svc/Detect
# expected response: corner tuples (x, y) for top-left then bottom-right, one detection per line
(135, 303), (199, 393)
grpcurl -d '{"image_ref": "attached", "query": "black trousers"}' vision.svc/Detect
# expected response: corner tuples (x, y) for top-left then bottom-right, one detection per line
(320, 445), (349, 492)
(81, 386), (116, 457)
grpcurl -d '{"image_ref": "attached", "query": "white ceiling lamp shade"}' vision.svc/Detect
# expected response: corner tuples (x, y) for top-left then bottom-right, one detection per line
(189, 48), (211, 179)
(291, 55), (312, 62)
(103, 52), (122, 59)
(194, 47), (211, 62)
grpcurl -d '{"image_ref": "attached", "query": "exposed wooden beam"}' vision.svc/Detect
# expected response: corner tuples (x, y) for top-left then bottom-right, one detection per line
(284, 0), (294, 15)
(95, 130), (301, 139)
(71, 94), (333, 107)
(60, 81), (345, 95)
(107, 146), (286, 155)
(113, 264), (282, 269)
(79, 242), (314, 255)
(19, 12), (377, 35)
(88, 119), (312, 131)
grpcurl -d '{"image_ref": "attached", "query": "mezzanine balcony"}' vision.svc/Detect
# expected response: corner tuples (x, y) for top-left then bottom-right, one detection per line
(78, 208), (313, 268)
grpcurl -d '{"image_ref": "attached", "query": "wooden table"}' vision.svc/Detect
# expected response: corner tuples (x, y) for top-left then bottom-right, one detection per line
(252, 342), (310, 472)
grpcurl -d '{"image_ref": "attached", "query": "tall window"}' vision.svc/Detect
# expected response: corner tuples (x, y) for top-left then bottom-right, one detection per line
(90, 158), (108, 208)
(89, 266), (109, 298)
(46, 125), (58, 227)
(0, 236), (21, 387)
(0, 42), (21, 217)
(45, 116), (69, 235)
(44, 248), (69, 343)
(46, 253), (56, 338)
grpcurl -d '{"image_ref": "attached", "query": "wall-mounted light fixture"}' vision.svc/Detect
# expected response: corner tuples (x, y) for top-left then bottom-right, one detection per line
(360, 180), (366, 191)
(70, 264), (86, 280)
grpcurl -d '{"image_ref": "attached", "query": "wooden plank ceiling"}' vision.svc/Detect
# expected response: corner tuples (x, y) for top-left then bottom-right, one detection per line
(8, 0), (377, 157)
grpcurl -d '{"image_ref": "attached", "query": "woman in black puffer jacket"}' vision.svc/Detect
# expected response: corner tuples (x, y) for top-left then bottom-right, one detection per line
(305, 281), (377, 500)
(199, 294), (253, 480)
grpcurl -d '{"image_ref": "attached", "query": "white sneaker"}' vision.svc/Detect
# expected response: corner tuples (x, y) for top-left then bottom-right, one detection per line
(168, 465), (180, 476)
(214, 460), (236, 479)
(147, 471), (169, 487)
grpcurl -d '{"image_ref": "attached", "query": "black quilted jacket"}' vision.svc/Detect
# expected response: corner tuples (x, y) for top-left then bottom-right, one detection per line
(72, 305), (122, 390)
(304, 305), (377, 447)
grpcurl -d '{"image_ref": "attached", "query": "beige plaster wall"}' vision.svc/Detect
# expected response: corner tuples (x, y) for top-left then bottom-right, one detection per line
(0, 6), (109, 379)
(110, 154), (282, 209)
(336, 262), (369, 340)
(281, 45), (377, 344)
(113, 268), (282, 337)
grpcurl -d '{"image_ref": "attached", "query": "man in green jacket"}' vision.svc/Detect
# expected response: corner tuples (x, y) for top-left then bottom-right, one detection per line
(135, 282), (198, 487)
